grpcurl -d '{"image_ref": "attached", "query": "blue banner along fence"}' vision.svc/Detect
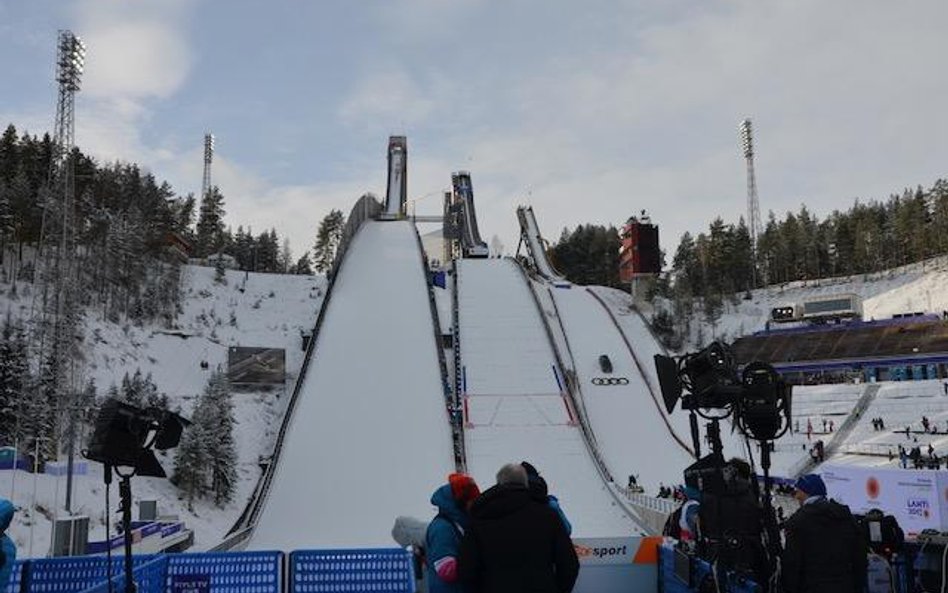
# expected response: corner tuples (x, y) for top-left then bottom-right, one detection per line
(289, 548), (414, 593)
(78, 556), (168, 593)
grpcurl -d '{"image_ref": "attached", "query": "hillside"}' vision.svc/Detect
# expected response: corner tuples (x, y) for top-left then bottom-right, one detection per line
(647, 255), (948, 350)
(0, 265), (326, 556)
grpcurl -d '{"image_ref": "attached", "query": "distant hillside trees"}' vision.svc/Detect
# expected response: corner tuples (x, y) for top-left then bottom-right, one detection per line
(668, 179), (948, 304)
(549, 224), (621, 287)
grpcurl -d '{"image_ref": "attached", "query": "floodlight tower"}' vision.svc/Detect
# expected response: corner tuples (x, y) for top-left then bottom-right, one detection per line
(202, 133), (215, 199)
(740, 118), (762, 287)
(37, 30), (86, 513)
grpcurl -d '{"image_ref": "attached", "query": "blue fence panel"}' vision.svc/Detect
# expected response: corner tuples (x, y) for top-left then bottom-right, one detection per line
(78, 556), (168, 593)
(290, 548), (414, 593)
(26, 555), (157, 593)
(5, 561), (26, 593)
(166, 550), (283, 593)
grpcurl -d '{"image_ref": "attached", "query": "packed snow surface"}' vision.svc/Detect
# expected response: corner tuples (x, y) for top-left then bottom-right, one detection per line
(457, 259), (640, 536)
(547, 285), (694, 491)
(249, 221), (454, 550)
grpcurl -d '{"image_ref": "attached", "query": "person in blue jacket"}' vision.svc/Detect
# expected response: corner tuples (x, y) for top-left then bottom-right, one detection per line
(0, 498), (17, 589)
(521, 461), (572, 535)
(425, 473), (480, 593)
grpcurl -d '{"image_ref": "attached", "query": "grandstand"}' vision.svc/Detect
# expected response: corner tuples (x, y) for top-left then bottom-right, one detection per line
(732, 316), (948, 383)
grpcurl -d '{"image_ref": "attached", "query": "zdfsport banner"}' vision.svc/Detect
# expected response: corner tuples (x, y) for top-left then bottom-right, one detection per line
(821, 464), (943, 536)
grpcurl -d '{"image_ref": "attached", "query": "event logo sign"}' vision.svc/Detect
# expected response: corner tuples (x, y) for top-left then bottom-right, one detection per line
(823, 465), (942, 536)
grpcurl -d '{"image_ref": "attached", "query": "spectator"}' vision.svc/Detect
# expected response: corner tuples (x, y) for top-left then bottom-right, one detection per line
(879, 418), (885, 430)
(0, 498), (15, 590)
(460, 463), (579, 593)
(782, 474), (867, 593)
(830, 420), (835, 432)
(425, 473), (480, 593)
(521, 461), (572, 535)
(898, 445), (907, 469)
(663, 485), (701, 543)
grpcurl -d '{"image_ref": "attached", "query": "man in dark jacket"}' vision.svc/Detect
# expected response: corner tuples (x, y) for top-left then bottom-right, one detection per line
(459, 463), (579, 593)
(782, 474), (867, 593)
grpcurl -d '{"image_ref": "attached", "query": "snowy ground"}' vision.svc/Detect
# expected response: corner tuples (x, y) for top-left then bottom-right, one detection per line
(0, 265), (325, 557)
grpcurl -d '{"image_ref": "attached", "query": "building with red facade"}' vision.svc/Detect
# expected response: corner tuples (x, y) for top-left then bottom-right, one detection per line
(618, 212), (660, 284)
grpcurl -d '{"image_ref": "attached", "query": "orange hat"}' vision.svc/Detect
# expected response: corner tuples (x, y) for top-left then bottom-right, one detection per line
(448, 473), (480, 505)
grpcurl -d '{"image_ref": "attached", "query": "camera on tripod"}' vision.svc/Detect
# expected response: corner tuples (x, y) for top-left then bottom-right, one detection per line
(654, 342), (793, 593)
(654, 341), (792, 442)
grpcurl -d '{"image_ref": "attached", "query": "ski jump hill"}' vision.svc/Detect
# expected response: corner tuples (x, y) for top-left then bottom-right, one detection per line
(221, 138), (690, 551)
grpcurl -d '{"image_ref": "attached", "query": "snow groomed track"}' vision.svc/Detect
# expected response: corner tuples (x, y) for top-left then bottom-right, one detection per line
(249, 221), (454, 549)
(457, 258), (640, 536)
(548, 286), (694, 490)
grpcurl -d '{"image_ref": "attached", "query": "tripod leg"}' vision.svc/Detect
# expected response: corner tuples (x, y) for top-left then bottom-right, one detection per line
(119, 477), (136, 593)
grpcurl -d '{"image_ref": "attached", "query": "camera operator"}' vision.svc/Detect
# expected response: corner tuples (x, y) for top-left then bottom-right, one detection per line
(697, 457), (769, 587)
(781, 474), (867, 593)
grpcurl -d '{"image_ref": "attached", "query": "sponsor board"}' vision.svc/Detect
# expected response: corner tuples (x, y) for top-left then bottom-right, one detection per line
(821, 465), (943, 536)
(227, 347), (286, 385)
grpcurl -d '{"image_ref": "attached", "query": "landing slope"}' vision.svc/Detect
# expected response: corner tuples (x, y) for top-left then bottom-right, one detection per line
(458, 259), (639, 536)
(550, 286), (694, 490)
(250, 221), (454, 549)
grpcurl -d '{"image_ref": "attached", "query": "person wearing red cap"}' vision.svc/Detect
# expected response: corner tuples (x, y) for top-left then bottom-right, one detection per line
(425, 473), (480, 593)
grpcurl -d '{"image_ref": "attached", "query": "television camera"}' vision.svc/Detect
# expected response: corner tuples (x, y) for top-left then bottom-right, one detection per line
(83, 398), (189, 593)
(655, 342), (793, 593)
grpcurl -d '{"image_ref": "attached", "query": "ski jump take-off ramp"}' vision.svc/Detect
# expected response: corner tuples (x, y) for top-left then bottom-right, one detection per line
(241, 139), (673, 549)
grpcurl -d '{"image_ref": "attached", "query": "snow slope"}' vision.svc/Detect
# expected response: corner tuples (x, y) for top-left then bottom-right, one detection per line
(457, 259), (640, 536)
(249, 221), (455, 550)
(546, 285), (694, 491)
(0, 265), (325, 557)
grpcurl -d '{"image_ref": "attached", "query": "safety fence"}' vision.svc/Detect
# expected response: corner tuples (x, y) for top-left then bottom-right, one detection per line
(7, 549), (409, 593)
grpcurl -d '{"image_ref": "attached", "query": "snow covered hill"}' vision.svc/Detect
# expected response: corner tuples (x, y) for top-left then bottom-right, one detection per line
(0, 265), (325, 557)
(647, 255), (948, 348)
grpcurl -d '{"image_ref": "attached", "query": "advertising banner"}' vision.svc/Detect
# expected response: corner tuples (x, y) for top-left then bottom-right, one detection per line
(227, 347), (286, 385)
(821, 464), (942, 536)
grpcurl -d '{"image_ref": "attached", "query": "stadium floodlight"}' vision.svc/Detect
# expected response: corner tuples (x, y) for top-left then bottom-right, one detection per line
(740, 119), (754, 159)
(57, 31), (86, 91)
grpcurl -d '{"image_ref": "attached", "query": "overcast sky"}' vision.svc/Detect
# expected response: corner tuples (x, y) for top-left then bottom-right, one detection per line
(2, 1), (946, 261)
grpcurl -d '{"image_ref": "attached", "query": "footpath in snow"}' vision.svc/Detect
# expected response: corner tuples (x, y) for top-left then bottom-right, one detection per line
(249, 221), (454, 550)
(457, 259), (640, 536)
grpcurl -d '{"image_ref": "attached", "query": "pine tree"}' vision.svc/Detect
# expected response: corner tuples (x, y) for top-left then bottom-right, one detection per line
(171, 418), (209, 511)
(0, 314), (29, 443)
(293, 252), (313, 275)
(195, 186), (226, 258)
(312, 210), (344, 273)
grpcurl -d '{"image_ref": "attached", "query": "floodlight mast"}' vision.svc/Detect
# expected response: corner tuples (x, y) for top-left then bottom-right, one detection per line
(34, 30), (86, 513)
(202, 132), (215, 200)
(740, 118), (762, 288)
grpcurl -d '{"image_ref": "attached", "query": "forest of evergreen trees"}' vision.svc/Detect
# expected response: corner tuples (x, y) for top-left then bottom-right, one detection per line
(0, 122), (314, 506)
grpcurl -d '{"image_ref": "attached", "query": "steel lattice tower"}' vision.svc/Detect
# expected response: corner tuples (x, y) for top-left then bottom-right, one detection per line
(31, 30), (86, 512)
(202, 133), (215, 199)
(740, 119), (762, 286)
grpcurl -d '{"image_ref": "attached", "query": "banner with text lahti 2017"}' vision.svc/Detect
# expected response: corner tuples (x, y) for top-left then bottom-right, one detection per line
(821, 464), (942, 537)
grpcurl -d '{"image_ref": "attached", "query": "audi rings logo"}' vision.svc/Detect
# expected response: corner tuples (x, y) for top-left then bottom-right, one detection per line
(591, 377), (629, 386)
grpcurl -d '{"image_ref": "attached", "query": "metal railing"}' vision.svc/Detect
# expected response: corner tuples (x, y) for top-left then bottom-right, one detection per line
(410, 221), (466, 472)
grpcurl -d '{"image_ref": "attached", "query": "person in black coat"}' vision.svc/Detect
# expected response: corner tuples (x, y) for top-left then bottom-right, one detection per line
(782, 474), (867, 593)
(459, 463), (579, 593)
